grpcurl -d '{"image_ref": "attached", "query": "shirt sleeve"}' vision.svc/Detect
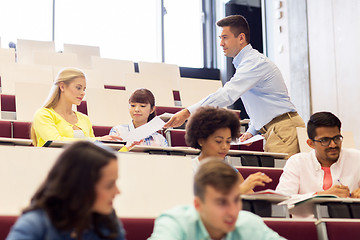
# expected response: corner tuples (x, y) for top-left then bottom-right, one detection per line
(6, 213), (45, 240)
(33, 108), (80, 144)
(110, 126), (120, 136)
(275, 157), (301, 196)
(238, 211), (286, 240)
(147, 215), (184, 240)
(157, 134), (168, 147)
(246, 121), (258, 136)
(187, 58), (263, 114)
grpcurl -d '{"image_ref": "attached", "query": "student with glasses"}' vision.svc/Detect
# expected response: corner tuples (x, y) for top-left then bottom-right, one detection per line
(276, 112), (360, 198)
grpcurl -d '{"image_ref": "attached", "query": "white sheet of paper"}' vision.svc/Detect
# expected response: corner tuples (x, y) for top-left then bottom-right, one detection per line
(231, 134), (264, 145)
(121, 116), (166, 144)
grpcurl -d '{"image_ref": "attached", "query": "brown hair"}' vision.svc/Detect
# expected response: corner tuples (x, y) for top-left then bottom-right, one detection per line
(194, 158), (239, 201)
(217, 15), (250, 43)
(129, 88), (156, 122)
(307, 111), (342, 140)
(185, 106), (240, 150)
(24, 141), (120, 239)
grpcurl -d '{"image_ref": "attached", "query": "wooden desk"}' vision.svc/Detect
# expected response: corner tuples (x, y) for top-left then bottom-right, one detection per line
(290, 197), (360, 218)
(0, 137), (32, 146)
(241, 194), (289, 218)
(42, 140), (125, 151)
(130, 145), (200, 155)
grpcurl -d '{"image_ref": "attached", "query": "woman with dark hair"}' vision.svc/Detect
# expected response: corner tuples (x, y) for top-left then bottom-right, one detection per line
(110, 88), (168, 147)
(185, 106), (272, 194)
(6, 141), (125, 240)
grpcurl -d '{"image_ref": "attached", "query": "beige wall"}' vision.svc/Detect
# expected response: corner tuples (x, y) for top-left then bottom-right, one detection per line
(307, 0), (360, 149)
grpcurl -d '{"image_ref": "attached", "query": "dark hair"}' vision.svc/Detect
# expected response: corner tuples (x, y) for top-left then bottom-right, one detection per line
(185, 106), (240, 150)
(307, 112), (342, 140)
(217, 15), (250, 43)
(129, 88), (156, 122)
(24, 141), (119, 239)
(194, 159), (239, 201)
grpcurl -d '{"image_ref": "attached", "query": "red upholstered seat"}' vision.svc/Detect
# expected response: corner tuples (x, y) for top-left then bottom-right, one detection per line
(324, 221), (360, 240)
(93, 125), (112, 137)
(0, 216), (17, 240)
(164, 129), (187, 147)
(121, 218), (155, 240)
(77, 101), (88, 115)
(172, 90), (181, 101)
(155, 106), (183, 115)
(0, 216), (154, 240)
(104, 85), (126, 90)
(230, 133), (264, 152)
(0, 120), (12, 138)
(237, 167), (283, 191)
(12, 121), (31, 139)
(1, 94), (16, 112)
(264, 219), (317, 240)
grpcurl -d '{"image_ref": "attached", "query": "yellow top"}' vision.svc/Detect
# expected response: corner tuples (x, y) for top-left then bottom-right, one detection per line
(33, 107), (98, 147)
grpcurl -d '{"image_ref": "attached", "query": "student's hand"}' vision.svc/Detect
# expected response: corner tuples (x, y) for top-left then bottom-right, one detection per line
(164, 109), (190, 128)
(239, 132), (254, 146)
(351, 188), (360, 198)
(126, 139), (144, 149)
(319, 185), (350, 198)
(239, 172), (272, 194)
(101, 135), (123, 141)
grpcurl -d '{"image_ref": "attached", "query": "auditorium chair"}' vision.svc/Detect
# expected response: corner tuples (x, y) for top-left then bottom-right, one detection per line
(264, 218), (318, 240)
(0, 216), (155, 240)
(237, 167), (283, 191)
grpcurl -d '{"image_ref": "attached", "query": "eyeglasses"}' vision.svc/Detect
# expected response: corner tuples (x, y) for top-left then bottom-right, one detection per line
(312, 135), (343, 147)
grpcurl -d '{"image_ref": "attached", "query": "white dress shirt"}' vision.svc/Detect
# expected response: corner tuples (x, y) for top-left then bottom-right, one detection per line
(276, 148), (360, 196)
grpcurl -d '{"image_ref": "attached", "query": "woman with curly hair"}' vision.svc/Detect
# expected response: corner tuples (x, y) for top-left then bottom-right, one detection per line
(185, 106), (271, 194)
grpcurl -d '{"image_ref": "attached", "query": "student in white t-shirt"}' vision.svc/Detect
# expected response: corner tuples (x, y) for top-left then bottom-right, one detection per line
(185, 106), (271, 194)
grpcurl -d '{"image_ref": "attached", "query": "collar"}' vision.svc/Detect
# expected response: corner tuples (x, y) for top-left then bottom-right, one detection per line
(310, 149), (343, 171)
(128, 121), (136, 131)
(232, 44), (252, 68)
(196, 212), (228, 240)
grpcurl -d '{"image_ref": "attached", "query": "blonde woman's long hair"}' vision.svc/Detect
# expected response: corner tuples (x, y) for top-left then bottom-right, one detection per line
(43, 68), (86, 108)
(31, 68), (86, 146)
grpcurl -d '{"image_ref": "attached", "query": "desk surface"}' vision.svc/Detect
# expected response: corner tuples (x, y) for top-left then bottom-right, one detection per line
(0, 137), (32, 146)
(289, 197), (360, 217)
(227, 149), (288, 159)
(43, 140), (125, 150)
(242, 194), (289, 203)
(130, 145), (288, 159)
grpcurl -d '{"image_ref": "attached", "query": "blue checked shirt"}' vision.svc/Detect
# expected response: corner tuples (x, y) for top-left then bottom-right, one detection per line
(187, 44), (297, 136)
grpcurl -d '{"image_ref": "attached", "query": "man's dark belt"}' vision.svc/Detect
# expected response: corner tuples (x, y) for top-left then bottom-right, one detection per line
(259, 112), (299, 134)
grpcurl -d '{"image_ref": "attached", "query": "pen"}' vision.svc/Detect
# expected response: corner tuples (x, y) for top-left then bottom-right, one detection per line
(337, 179), (352, 197)
(337, 179), (344, 186)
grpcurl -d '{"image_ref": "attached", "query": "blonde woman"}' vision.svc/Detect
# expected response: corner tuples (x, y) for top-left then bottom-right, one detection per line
(31, 68), (121, 147)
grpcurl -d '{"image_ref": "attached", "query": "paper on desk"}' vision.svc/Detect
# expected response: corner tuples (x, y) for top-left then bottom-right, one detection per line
(231, 134), (264, 145)
(120, 116), (165, 144)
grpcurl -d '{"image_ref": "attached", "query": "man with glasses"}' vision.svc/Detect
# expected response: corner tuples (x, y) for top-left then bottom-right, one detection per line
(165, 15), (304, 159)
(276, 112), (360, 198)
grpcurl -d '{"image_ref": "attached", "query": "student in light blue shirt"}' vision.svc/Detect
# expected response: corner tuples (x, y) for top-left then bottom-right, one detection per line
(148, 159), (285, 240)
(165, 15), (304, 158)
(110, 88), (168, 147)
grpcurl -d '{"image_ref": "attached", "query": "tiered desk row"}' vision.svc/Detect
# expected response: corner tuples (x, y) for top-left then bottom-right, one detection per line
(1, 39), (359, 240)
